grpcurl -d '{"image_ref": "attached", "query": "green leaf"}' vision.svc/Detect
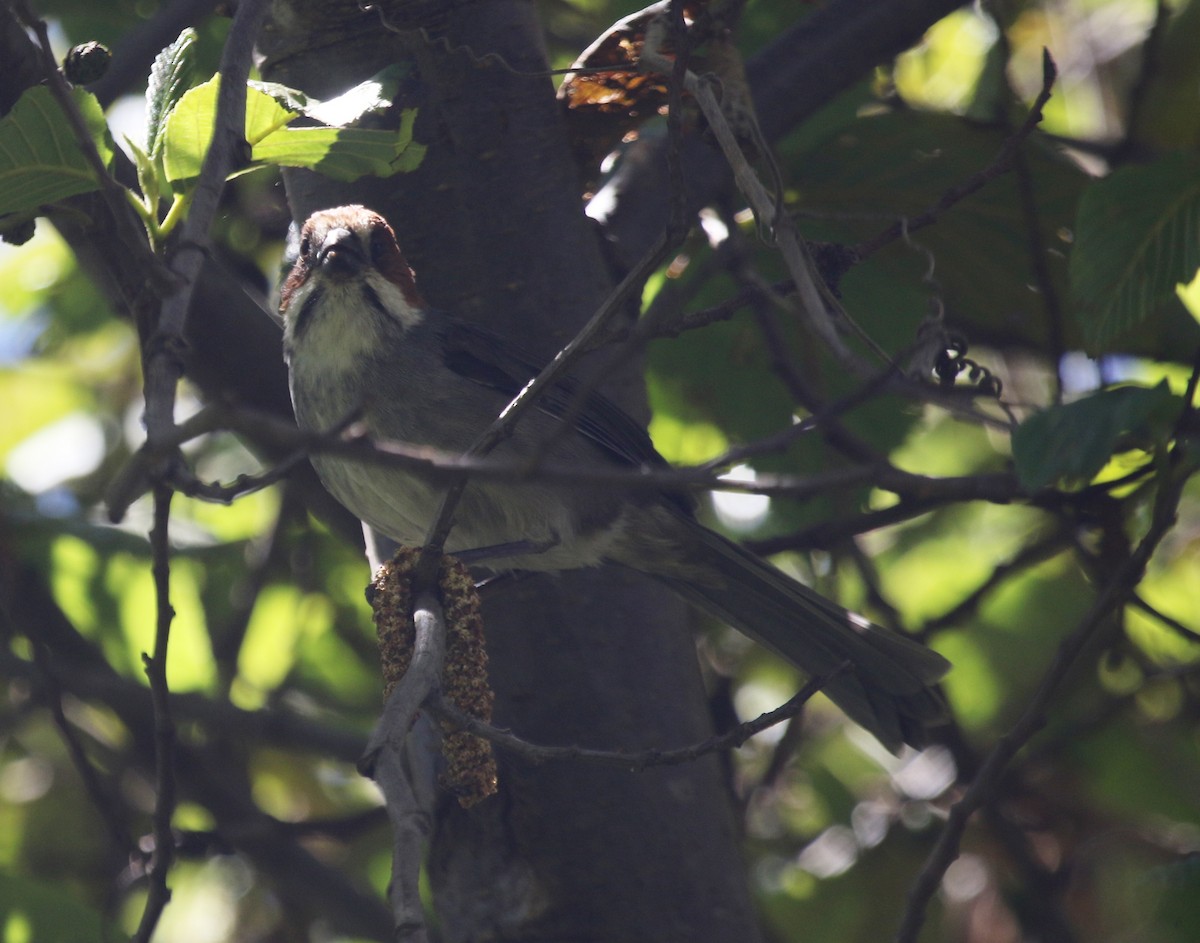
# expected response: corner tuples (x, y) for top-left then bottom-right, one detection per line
(146, 27), (197, 159)
(163, 76), (424, 183)
(162, 77), (296, 181)
(1070, 154), (1200, 353)
(0, 86), (112, 217)
(252, 109), (426, 181)
(1011, 381), (1179, 490)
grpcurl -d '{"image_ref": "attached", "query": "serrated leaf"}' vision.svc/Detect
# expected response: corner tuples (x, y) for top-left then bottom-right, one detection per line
(1011, 381), (1178, 490)
(146, 27), (197, 159)
(163, 76), (424, 183)
(0, 86), (113, 217)
(1070, 154), (1200, 354)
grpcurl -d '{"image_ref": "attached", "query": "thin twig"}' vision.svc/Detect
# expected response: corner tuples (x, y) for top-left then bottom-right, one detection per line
(1174, 345), (1200, 437)
(1129, 593), (1200, 645)
(1014, 148), (1068, 402)
(171, 407), (363, 504)
(855, 49), (1059, 260)
(132, 485), (178, 943)
(641, 23), (858, 369)
(212, 400), (1023, 507)
(977, 23), (1067, 400)
(429, 665), (846, 769)
(750, 486), (995, 554)
(123, 6), (268, 937)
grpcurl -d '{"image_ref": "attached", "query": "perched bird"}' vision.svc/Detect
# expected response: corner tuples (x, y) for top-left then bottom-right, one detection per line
(279, 205), (950, 750)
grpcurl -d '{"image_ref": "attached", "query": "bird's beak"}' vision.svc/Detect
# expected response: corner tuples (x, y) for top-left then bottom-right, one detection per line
(316, 227), (365, 275)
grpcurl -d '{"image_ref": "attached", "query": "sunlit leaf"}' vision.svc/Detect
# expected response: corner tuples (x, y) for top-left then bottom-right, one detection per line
(251, 115), (426, 181)
(1071, 154), (1200, 353)
(162, 77), (294, 182)
(163, 77), (425, 183)
(0, 86), (113, 217)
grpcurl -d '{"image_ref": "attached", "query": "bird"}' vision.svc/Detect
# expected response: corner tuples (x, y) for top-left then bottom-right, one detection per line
(278, 204), (950, 751)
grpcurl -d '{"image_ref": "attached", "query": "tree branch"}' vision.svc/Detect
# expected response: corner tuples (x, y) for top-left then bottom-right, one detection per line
(360, 591), (446, 942)
(429, 666), (845, 769)
(131, 486), (178, 943)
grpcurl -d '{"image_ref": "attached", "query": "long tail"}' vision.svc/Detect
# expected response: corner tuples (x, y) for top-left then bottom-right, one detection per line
(649, 514), (950, 751)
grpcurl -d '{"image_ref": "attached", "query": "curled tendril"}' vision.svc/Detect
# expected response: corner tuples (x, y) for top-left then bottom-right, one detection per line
(934, 334), (1003, 398)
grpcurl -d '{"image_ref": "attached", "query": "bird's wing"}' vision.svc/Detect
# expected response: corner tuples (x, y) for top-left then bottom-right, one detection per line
(437, 319), (694, 509)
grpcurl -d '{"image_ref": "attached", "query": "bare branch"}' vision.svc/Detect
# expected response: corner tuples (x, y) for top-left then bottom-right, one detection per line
(206, 401), (1024, 510)
(131, 486), (178, 943)
(429, 666), (846, 769)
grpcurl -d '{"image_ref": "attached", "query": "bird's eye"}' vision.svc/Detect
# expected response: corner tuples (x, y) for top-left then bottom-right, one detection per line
(369, 225), (392, 261)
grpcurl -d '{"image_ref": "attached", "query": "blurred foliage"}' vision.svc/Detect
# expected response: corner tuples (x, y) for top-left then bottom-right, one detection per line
(2, 1), (1200, 942)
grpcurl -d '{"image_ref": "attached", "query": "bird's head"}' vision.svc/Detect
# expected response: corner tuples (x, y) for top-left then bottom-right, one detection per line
(279, 205), (425, 359)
